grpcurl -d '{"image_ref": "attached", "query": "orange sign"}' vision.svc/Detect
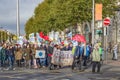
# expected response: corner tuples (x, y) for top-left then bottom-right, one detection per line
(95, 4), (102, 21)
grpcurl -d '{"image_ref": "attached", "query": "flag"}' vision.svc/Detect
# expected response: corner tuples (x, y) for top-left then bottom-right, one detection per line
(39, 32), (44, 38)
(36, 33), (42, 42)
(29, 33), (35, 43)
(67, 32), (72, 38)
(29, 33), (34, 38)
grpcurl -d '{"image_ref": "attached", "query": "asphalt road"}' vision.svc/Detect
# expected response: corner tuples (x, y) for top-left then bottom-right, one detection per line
(0, 64), (120, 80)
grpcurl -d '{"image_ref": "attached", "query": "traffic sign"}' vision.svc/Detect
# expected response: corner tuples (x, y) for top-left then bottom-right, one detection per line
(103, 18), (110, 26)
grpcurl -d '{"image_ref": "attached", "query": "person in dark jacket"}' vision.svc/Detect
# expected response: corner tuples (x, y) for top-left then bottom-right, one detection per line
(45, 43), (53, 69)
(6, 45), (15, 70)
(72, 43), (83, 70)
(0, 45), (6, 69)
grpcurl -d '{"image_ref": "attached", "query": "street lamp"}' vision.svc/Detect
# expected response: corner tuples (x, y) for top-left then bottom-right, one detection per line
(17, 0), (20, 37)
(115, 7), (120, 43)
(92, 0), (95, 45)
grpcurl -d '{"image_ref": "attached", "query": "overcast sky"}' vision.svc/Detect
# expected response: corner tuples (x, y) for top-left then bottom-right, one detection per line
(0, 0), (43, 35)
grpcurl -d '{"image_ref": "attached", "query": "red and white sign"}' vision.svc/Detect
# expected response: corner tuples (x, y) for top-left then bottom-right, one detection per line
(103, 18), (110, 26)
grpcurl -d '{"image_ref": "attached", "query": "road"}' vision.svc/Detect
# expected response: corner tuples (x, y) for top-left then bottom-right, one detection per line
(0, 61), (120, 80)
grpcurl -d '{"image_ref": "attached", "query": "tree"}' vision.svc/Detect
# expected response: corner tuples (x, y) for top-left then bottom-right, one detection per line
(25, 0), (118, 36)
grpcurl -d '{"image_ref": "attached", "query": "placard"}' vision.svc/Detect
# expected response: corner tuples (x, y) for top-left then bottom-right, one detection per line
(51, 50), (73, 67)
(60, 51), (73, 66)
(51, 50), (61, 65)
(35, 50), (45, 58)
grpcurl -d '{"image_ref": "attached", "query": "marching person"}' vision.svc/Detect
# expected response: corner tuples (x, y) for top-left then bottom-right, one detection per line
(112, 43), (118, 60)
(0, 44), (6, 70)
(45, 42), (53, 69)
(15, 47), (22, 67)
(24, 45), (32, 68)
(7, 45), (15, 70)
(83, 43), (91, 67)
(92, 44), (101, 73)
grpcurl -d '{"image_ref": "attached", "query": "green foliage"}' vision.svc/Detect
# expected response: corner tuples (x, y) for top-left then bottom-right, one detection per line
(0, 31), (8, 41)
(25, 0), (118, 36)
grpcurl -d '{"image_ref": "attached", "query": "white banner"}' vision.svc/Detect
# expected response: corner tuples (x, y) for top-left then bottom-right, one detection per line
(29, 33), (35, 43)
(35, 50), (45, 58)
(60, 51), (73, 66)
(51, 50), (61, 65)
(51, 50), (73, 67)
(17, 36), (24, 46)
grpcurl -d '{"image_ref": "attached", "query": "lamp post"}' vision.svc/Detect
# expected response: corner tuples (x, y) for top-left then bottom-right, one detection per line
(92, 0), (95, 45)
(116, 7), (120, 43)
(17, 0), (20, 37)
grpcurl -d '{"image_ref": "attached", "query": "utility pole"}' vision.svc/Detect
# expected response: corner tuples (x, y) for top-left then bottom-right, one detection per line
(17, 0), (20, 37)
(92, 0), (95, 45)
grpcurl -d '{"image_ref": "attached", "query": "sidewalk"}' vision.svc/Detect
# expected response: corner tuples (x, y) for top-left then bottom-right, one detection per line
(106, 59), (120, 67)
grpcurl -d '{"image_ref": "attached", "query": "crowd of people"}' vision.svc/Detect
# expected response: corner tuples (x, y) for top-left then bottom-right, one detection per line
(0, 41), (107, 73)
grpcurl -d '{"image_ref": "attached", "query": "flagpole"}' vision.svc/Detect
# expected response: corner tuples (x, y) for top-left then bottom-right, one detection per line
(17, 0), (20, 37)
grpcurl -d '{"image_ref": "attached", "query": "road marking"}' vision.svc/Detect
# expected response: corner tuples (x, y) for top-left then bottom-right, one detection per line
(0, 75), (23, 79)
(46, 74), (72, 80)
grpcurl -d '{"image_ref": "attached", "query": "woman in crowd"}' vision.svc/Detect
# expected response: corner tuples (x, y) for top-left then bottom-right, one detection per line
(15, 47), (22, 67)
(24, 45), (32, 68)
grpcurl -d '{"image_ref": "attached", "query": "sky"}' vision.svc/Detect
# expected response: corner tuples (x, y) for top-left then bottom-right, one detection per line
(0, 0), (43, 35)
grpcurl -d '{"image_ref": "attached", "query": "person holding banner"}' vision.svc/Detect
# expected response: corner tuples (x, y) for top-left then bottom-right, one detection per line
(45, 43), (53, 70)
(32, 45), (38, 69)
(24, 45), (32, 68)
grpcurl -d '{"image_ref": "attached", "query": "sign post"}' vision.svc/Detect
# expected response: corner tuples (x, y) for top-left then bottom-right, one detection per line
(103, 17), (110, 63)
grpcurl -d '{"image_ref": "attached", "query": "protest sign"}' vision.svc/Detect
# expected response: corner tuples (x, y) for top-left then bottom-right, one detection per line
(29, 33), (35, 43)
(35, 50), (45, 58)
(51, 50), (73, 67)
(60, 51), (73, 66)
(17, 36), (24, 46)
(51, 50), (61, 65)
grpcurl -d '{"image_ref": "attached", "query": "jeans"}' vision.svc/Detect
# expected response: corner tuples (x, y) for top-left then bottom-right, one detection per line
(47, 56), (52, 69)
(8, 56), (14, 69)
(72, 58), (82, 70)
(114, 50), (117, 59)
(0, 60), (5, 67)
(92, 61), (101, 73)
(83, 56), (88, 66)
(40, 58), (47, 66)
(36, 58), (41, 67)
(25, 60), (31, 68)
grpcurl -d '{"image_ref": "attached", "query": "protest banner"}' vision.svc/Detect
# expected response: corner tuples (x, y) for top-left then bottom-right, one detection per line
(51, 50), (61, 65)
(35, 50), (45, 58)
(29, 33), (35, 43)
(17, 36), (24, 46)
(60, 51), (73, 67)
(51, 50), (73, 67)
